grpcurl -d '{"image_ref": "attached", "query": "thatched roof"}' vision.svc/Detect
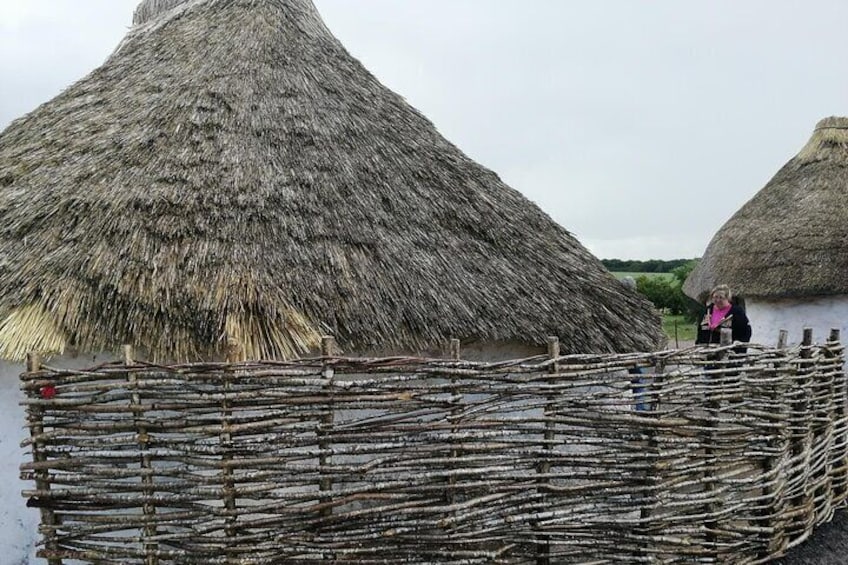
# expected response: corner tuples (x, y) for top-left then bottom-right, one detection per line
(684, 116), (848, 303)
(0, 0), (663, 361)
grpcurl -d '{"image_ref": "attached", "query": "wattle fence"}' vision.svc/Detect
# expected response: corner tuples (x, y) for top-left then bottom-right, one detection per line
(20, 331), (847, 564)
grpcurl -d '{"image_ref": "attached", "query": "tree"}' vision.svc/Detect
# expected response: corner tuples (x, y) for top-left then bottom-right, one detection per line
(634, 259), (701, 318)
(635, 276), (677, 312)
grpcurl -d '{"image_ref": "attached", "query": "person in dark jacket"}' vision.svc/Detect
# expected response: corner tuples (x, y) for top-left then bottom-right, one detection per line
(695, 284), (752, 345)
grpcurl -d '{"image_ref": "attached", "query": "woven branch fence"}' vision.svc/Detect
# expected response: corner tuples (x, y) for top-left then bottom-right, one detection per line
(20, 330), (847, 564)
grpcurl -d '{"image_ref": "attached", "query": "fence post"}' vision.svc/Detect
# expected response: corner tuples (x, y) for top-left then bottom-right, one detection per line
(638, 357), (664, 560)
(758, 335), (791, 559)
(777, 329), (789, 349)
(446, 338), (461, 506)
(221, 347), (239, 543)
(811, 329), (836, 524)
(703, 328), (732, 556)
(536, 336), (559, 565)
(641, 357), (665, 524)
(26, 353), (63, 565)
(826, 329), (848, 504)
(126, 345), (158, 565)
(787, 328), (815, 545)
(318, 336), (336, 517)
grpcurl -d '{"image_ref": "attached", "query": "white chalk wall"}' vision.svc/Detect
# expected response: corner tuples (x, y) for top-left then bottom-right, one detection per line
(746, 296), (848, 347)
(347, 340), (545, 361)
(0, 361), (37, 565)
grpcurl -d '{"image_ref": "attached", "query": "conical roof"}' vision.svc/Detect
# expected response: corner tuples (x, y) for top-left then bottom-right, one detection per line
(685, 116), (848, 302)
(0, 0), (663, 361)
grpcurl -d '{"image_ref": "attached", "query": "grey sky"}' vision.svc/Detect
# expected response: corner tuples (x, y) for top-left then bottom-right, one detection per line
(1, 0), (846, 260)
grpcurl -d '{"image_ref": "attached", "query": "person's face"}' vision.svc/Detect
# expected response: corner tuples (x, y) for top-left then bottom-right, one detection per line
(711, 293), (730, 308)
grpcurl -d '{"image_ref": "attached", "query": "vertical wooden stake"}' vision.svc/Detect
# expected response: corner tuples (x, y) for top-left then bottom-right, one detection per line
(447, 339), (461, 506)
(536, 336), (559, 565)
(26, 353), (63, 565)
(787, 329), (815, 545)
(703, 329), (732, 556)
(641, 358), (664, 521)
(318, 336), (336, 518)
(449, 339), (460, 361)
(221, 347), (239, 544)
(720, 327), (733, 347)
(759, 343), (790, 558)
(777, 329), (789, 349)
(810, 328), (835, 524)
(826, 329), (848, 503)
(126, 345), (158, 565)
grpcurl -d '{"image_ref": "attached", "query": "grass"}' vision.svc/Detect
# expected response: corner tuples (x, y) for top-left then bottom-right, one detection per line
(662, 314), (697, 346)
(610, 271), (696, 345)
(612, 271), (674, 281)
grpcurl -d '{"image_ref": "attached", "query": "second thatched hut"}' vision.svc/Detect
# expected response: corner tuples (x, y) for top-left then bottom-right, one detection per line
(684, 116), (848, 346)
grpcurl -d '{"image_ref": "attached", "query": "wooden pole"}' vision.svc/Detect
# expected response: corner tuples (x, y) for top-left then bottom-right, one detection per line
(811, 329), (836, 523)
(826, 329), (848, 504)
(759, 340), (790, 558)
(777, 329), (789, 349)
(447, 338), (461, 506)
(26, 352), (63, 565)
(787, 328), (815, 545)
(126, 345), (158, 565)
(222, 347), (239, 544)
(638, 357), (664, 561)
(536, 336), (559, 565)
(318, 336), (336, 517)
(641, 358), (664, 521)
(703, 329), (732, 557)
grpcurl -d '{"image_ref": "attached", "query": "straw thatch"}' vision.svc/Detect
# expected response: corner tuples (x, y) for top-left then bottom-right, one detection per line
(684, 116), (848, 302)
(0, 0), (663, 362)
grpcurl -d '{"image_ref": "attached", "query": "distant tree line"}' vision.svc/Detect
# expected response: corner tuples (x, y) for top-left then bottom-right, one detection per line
(600, 258), (695, 273)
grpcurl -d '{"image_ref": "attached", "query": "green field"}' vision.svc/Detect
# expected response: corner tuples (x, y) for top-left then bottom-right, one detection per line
(610, 271), (696, 345)
(612, 271), (674, 281)
(662, 314), (697, 346)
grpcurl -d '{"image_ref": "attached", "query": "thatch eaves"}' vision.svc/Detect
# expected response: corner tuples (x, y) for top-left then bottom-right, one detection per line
(684, 116), (848, 303)
(0, 0), (663, 361)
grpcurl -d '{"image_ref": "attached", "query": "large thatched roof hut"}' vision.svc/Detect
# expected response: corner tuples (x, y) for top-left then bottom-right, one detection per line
(0, 0), (662, 363)
(684, 116), (848, 346)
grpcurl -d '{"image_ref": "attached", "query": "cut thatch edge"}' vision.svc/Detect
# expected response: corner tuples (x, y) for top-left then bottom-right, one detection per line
(224, 309), (322, 362)
(0, 301), (324, 363)
(0, 303), (66, 361)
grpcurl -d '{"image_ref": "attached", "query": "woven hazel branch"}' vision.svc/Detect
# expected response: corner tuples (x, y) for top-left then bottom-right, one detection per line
(19, 337), (848, 564)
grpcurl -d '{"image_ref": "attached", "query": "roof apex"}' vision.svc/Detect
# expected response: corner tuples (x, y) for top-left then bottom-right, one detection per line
(133, 0), (201, 25)
(814, 116), (848, 130)
(796, 115), (848, 164)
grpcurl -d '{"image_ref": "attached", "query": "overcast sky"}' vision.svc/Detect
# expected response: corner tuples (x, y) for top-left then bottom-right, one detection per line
(1, 0), (846, 260)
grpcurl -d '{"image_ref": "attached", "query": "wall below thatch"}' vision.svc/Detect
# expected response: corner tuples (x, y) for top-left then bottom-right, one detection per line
(746, 296), (848, 347)
(0, 364), (37, 564)
(345, 340), (544, 362)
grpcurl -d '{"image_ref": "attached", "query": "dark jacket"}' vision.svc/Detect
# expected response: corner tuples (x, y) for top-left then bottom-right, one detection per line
(696, 303), (752, 345)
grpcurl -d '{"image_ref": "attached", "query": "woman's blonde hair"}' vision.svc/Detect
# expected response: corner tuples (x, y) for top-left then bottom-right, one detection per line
(710, 284), (732, 302)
